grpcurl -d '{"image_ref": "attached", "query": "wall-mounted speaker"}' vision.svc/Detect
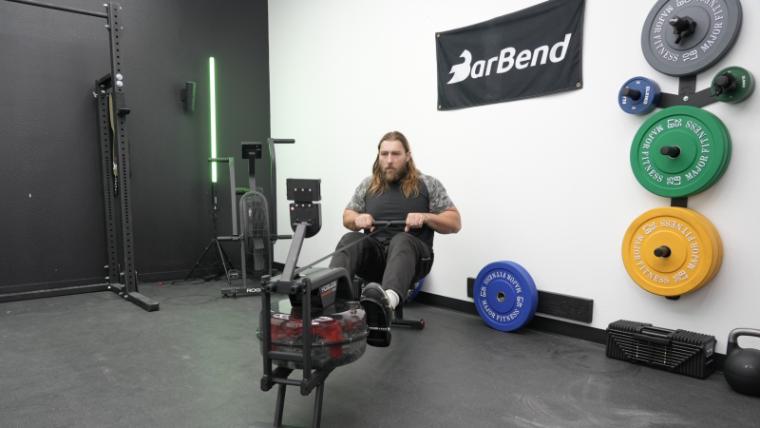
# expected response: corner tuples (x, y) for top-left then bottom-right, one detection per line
(181, 81), (196, 113)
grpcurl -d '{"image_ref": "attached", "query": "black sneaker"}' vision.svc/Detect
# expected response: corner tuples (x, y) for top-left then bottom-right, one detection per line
(360, 282), (393, 347)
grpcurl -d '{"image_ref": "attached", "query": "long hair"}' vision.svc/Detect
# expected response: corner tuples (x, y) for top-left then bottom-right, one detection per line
(368, 131), (421, 197)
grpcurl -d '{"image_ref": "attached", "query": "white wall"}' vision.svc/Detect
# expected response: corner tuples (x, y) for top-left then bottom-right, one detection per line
(268, 0), (760, 352)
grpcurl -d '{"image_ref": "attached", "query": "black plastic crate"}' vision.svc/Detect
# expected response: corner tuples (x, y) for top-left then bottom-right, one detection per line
(606, 320), (716, 379)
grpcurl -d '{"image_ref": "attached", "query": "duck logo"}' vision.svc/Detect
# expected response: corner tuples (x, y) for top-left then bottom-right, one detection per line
(447, 50), (472, 84)
(436, 0), (585, 110)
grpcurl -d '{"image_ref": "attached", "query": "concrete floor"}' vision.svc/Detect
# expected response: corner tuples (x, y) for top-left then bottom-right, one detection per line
(1, 280), (758, 428)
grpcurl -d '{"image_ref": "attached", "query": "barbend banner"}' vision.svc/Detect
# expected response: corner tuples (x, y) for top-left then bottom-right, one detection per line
(436, 0), (585, 110)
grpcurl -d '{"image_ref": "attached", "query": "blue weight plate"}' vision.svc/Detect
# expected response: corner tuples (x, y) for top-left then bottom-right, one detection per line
(618, 77), (661, 115)
(407, 277), (425, 301)
(474, 261), (538, 332)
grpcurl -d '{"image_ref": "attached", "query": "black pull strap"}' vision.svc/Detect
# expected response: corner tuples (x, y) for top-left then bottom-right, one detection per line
(292, 225), (391, 276)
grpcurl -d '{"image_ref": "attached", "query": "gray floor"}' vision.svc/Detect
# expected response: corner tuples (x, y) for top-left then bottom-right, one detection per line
(1, 280), (758, 428)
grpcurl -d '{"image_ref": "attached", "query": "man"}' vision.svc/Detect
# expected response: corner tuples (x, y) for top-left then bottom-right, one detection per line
(329, 131), (461, 346)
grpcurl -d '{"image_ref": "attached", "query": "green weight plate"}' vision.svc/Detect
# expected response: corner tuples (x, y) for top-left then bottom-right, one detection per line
(692, 113), (732, 194)
(711, 66), (755, 104)
(697, 121), (732, 194)
(630, 106), (731, 198)
(650, 129), (698, 174)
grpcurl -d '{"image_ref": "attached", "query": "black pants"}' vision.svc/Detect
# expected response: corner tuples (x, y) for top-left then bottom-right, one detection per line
(329, 232), (433, 302)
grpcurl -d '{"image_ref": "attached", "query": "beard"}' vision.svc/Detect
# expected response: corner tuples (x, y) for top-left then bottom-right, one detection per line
(381, 163), (408, 184)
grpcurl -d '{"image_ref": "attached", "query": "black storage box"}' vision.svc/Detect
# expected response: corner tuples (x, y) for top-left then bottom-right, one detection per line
(606, 320), (716, 379)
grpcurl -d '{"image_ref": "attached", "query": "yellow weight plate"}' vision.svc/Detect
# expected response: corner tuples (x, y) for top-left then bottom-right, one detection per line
(699, 215), (724, 287)
(683, 211), (722, 290)
(622, 207), (716, 297)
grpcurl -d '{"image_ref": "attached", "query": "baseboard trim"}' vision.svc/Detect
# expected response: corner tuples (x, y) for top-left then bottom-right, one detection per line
(466, 277), (594, 323)
(415, 291), (605, 344)
(414, 291), (726, 370)
(414, 291), (478, 316)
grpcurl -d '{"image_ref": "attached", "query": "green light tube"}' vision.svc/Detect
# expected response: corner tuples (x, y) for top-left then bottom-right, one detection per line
(209, 56), (217, 183)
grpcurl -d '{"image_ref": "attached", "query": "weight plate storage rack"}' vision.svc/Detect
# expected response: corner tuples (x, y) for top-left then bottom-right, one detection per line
(618, 0), (753, 299)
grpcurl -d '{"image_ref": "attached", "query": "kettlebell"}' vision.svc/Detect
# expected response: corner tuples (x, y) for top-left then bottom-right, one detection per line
(724, 328), (760, 396)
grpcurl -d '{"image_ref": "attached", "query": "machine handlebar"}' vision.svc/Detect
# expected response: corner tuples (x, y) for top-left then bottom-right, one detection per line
(373, 220), (407, 226)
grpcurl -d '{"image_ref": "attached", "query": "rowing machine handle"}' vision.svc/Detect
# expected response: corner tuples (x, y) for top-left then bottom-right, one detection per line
(373, 220), (407, 226)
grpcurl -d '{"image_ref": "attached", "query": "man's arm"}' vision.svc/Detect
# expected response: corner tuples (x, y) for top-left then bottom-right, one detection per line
(424, 208), (461, 234)
(343, 177), (371, 230)
(343, 209), (375, 231)
(405, 208), (461, 234)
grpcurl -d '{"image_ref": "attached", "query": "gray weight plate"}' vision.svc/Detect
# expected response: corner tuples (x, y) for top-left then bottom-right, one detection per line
(641, 0), (742, 77)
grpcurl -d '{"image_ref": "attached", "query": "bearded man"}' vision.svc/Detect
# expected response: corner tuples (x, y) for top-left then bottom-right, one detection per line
(329, 130), (461, 346)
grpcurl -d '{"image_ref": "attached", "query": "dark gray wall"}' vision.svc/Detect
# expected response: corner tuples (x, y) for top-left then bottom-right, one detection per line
(0, 0), (270, 291)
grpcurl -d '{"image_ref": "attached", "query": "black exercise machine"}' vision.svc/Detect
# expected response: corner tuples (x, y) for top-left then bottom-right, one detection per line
(242, 138), (295, 242)
(183, 138), (295, 298)
(259, 181), (429, 426)
(221, 139), (296, 297)
(221, 139), (295, 297)
(260, 178), (365, 428)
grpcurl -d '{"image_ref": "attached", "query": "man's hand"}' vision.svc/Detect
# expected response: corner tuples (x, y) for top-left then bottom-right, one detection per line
(354, 213), (375, 231)
(411, 209), (461, 234)
(404, 213), (428, 232)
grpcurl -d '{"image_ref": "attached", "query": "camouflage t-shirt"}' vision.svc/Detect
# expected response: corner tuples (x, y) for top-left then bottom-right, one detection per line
(345, 173), (455, 249)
